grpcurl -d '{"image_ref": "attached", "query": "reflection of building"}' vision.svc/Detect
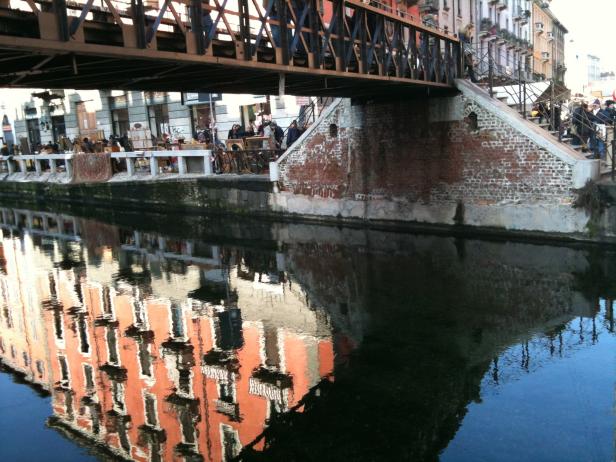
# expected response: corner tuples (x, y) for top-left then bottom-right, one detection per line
(0, 230), (54, 390)
(0, 212), (341, 462)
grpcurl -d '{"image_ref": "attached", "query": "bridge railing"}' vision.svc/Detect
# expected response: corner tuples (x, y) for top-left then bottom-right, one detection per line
(6, 0), (462, 86)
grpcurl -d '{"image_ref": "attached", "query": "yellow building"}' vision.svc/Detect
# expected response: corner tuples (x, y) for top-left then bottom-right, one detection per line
(532, 0), (567, 83)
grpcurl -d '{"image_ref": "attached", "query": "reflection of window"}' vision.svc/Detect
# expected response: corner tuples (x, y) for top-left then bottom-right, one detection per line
(64, 390), (74, 420)
(78, 314), (89, 354)
(84, 364), (94, 389)
(144, 393), (158, 427)
(221, 424), (241, 461)
(58, 355), (69, 382)
(117, 419), (130, 452)
(179, 407), (196, 444)
(2, 304), (12, 328)
(53, 309), (64, 340)
(106, 327), (120, 365)
(178, 369), (192, 396)
(22, 351), (29, 367)
(112, 380), (125, 412)
(137, 341), (152, 377)
(102, 286), (114, 317)
(264, 326), (280, 368)
(171, 304), (185, 339)
(133, 300), (146, 327)
(218, 380), (236, 404)
(36, 360), (45, 377)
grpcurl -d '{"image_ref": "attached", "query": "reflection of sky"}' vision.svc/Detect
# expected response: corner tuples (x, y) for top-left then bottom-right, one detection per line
(442, 307), (615, 462)
(0, 372), (98, 461)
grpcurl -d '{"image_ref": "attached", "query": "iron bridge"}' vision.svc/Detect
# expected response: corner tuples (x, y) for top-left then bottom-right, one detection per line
(0, 0), (462, 96)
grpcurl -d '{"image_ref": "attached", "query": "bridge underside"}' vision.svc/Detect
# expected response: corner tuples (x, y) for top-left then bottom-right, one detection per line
(0, 40), (454, 97)
(0, 0), (461, 97)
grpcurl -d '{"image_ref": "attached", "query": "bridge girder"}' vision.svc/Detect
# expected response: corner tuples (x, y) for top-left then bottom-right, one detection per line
(0, 0), (461, 96)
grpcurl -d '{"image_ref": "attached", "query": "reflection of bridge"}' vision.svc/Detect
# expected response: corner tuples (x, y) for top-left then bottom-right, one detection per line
(0, 0), (461, 96)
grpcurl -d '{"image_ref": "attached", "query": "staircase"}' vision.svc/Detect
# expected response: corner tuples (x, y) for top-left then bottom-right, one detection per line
(464, 42), (613, 176)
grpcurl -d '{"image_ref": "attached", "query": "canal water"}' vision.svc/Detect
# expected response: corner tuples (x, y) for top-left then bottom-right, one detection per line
(0, 205), (615, 462)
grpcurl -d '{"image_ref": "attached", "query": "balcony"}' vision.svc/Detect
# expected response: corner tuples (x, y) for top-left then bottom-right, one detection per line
(419, 0), (439, 14)
(546, 31), (554, 41)
(249, 367), (293, 403)
(479, 18), (494, 39)
(535, 22), (544, 33)
(215, 400), (240, 420)
(520, 10), (530, 25)
(496, 0), (508, 10)
(541, 52), (550, 61)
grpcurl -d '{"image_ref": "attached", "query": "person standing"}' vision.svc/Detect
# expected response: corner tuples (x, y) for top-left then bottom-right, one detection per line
(286, 120), (302, 147)
(590, 99), (606, 160)
(598, 100), (616, 163)
(271, 121), (284, 148)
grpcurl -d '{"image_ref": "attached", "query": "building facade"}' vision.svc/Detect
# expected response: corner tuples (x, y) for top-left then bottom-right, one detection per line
(11, 90), (305, 151)
(531, 0), (567, 83)
(417, 0), (566, 84)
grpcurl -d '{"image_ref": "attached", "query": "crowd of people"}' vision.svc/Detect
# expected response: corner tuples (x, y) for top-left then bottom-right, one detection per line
(569, 99), (616, 160)
(225, 119), (305, 150)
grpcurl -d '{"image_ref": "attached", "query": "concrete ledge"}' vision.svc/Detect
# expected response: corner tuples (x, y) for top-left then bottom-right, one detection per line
(271, 192), (590, 235)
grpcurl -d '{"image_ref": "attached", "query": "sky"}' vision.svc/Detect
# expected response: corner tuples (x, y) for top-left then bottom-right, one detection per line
(550, 0), (616, 72)
(0, 0), (612, 121)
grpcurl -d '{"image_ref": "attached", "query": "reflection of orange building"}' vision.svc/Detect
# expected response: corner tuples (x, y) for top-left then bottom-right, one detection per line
(0, 230), (54, 390)
(0, 212), (343, 462)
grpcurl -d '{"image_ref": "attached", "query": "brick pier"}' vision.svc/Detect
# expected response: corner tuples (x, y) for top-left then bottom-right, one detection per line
(272, 80), (599, 235)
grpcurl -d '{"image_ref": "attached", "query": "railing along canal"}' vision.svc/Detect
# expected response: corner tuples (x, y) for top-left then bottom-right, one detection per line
(0, 148), (281, 180)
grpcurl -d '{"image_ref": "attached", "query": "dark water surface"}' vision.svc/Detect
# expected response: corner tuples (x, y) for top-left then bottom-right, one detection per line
(0, 205), (615, 461)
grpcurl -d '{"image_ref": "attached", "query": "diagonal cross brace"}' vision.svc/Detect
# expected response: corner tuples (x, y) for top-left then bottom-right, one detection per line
(365, 18), (383, 69)
(69, 0), (95, 37)
(345, 9), (362, 67)
(253, 0), (276, 55)
(205, 0), (230, 48)
(320, 12), (337, 58)
(146, 0), (172, 44)
(289, 3), (310, 55)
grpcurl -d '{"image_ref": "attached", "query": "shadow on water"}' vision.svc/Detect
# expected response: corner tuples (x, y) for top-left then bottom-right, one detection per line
(0, 203), (614, 461)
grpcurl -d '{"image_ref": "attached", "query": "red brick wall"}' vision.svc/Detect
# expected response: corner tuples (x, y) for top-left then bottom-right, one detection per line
(279, 97), (574, 207)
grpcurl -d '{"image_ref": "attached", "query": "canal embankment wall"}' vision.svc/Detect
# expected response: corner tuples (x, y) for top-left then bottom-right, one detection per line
(4, 79), (616, 242)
